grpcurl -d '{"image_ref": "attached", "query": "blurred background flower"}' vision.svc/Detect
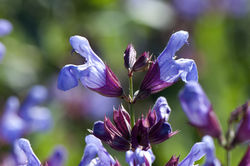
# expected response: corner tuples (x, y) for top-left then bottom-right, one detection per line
(0, 0), (249, 165)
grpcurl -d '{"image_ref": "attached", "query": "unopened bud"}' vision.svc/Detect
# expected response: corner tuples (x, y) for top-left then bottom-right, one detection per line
(132, 52), (151, 72)
(124, 44), (136, 70)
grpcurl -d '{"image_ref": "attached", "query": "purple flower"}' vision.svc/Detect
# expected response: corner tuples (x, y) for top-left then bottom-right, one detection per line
(179, 82), (222, 138)
(0, 85), (52, 143)
(232, 101), (250, 145)
(0, 19), (12, 61)
(126, 148), (155, 166)
(173, 0), (210, 20)
(14, 138), (41, 166)
(0, 97), (26, 143)
(239, 146), (250, 166)
(20, 85), (52, 132)
(0, 19), (12, 37)
(14, 138), (67, 166)
(46, 146), (67, 166)
(152, 96), (171, 122)
(93, 105), (178, 151)
(58, 36), (123, 97)
(136, 31), (198, 100)
(79, 134), (116, 166)
(165, 155), (179, 166)
(178, 135), (220, 166)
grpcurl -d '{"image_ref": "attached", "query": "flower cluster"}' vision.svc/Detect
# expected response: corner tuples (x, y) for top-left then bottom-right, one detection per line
(7, 28), (250, 166)
(0, 85), (52, 143)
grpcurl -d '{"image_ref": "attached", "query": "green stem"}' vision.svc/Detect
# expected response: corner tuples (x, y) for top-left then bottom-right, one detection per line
(129, 75), (135, 127)
(226, 150), (231, 166)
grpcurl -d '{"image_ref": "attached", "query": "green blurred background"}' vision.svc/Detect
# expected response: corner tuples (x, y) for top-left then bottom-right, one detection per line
(0, 0), (249, 165)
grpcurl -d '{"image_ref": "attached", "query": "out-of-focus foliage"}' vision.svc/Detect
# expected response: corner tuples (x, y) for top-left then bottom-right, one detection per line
(0, 0), (249, 165)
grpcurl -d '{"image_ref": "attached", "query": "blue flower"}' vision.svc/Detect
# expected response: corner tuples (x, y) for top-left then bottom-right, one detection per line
(79, 134), (116, 166)
(136, 31), (198, 100)
(14, 138), (67, 166)
(126, 148), (155, 166)
(152, 96), (171, 122)
(0, 97), (26, 143)
(0, 85), (52, 143)
(58, 36), (123, 97)
(178, 135), (220, 166)
(179, 81), (222, 138)
(0, 19), (12, 61)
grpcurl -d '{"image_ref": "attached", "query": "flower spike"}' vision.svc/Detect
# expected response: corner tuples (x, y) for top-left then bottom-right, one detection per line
(135, 31), (198, 100)
(58, 36), (123, 97)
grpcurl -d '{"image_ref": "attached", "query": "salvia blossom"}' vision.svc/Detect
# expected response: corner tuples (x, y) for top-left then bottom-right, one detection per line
(152, 96), (171, 122)
(0, 19), (12, 60)
(179, 81), (222, 138)
(232, 100), (250, 145)
(239, 146), (250, 166)
(79, 134), (117, 166)
(165, 135), (220, 166)
(0, 85), (52, 143)
(126, 148), (155, 166)
(93, 105), (177, 151)
(58, 36), (123, 97)
(136, 31), (198, 100)
(14, 138), (67, 166)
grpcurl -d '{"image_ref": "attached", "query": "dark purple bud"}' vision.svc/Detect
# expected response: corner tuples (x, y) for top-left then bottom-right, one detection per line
(131, 117), (150, 150)
(149, 120), (178, 144)
(113, 159), (122, 166)
(232, 101), (250, 145)
(239, 146), (250, 166)
(179, 82), (222, 138)
(165, 155), (179, 166)
(146, 110), (156, 127)
(132, 52), (151, 72)
(89, 64), (123, 97)
(124, 44), (136, 69)
(93, 121), (112, 142)
(113, 105), (131, 139)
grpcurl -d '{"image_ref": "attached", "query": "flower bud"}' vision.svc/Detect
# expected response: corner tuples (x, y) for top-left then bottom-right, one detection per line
(165, 155), (179, 166)
(232, 101), (250, 145)
(132, 52), (151, 72)
(124, 44), (136, 70)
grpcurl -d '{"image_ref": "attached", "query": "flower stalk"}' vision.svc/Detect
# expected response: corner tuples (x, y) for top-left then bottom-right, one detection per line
(129, 73), (135, 127)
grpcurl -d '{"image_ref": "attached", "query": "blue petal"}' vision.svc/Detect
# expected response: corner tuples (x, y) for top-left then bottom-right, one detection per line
(21, 85), (48, 111)
(14, 138), (41, 166)
(159, 58), (198, 84)
(126, 148), (155, 166)
(24, 106), (52, 132)
(79, 143), (99, 166)
(152, 96), (171, 122)
(179, 82), (211, 126)
(47, 146), (67, 166)
(85, 135), (103, 149)
(202, 136), (221, 166)
(0, 19), (12, 37)
(0, 42), (6, 61)
(57, 65), (80, 91)
(0, 97), (26, 143)
(178, 142), (207, 166)
(158, 30), (189, 61)
(69, 36), (104, 66)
